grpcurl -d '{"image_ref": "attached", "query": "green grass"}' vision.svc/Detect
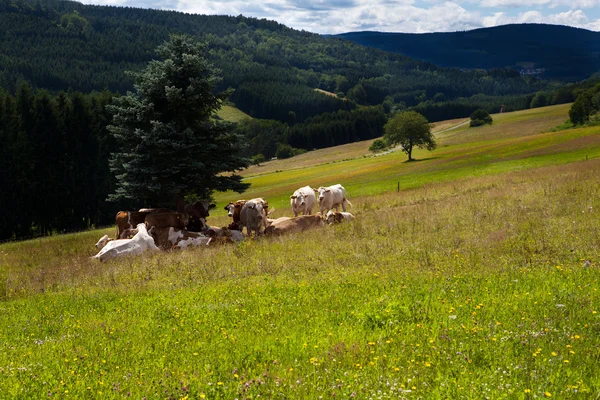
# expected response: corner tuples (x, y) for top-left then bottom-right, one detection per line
(2, 103), (600, 398)
(216, 105), (251, 122)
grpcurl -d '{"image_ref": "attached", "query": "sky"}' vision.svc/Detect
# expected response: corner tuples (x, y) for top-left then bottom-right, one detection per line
(78, 0), (600, 34)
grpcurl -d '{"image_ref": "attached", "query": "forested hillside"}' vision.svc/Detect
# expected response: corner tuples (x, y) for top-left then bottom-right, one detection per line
(0, 0), (552, 125)
(335, 24), (600, 82)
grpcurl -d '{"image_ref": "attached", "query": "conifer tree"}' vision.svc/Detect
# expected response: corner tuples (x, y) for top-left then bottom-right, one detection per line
(107, 35), (249, 208)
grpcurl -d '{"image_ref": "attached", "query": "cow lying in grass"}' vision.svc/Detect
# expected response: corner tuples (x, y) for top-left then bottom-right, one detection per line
(264, 215), (324, 236)
(92, 223), (159, 261)
(325, 210), (355, 225)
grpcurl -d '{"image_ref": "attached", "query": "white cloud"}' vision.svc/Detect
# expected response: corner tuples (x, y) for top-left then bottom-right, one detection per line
(76, 0), (600, 33)
(482, 8), (600, 30)
(477, 0), (600, 8)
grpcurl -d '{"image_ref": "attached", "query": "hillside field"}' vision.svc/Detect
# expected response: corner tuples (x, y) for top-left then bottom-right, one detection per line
(1, 104), (600, 398)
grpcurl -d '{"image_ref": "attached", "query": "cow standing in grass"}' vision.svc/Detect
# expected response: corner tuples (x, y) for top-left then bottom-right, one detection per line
(290, 186), (316, 217)
(315, 184), (352, 215)
(240, 198), (269, 237)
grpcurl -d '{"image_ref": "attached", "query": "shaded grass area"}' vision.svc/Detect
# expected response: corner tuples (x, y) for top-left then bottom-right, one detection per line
(1, 160), (600, 398)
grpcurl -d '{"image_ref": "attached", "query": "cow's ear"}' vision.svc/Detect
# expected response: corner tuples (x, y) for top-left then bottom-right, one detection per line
(290, 195), (296, 199)
(224, 204), (229, 210)
(325, 188), (331, 192)
(209, 203), (216, 209)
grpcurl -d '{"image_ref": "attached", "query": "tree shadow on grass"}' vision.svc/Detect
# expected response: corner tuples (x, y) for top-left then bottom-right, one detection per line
(403, 156), (440, 163)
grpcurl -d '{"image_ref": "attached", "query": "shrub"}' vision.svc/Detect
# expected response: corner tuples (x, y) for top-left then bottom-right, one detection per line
(470, 108), (493, 127)
(369, 138), (389, 153)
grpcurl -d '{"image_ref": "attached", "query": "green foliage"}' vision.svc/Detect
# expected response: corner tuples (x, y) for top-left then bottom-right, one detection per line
(287, 106), (387, 150)
(0, 83), (117, 240)
(275, 143), (304, 159)
(368, 138), (389, 153)
(384, 111), (435, 161)
(569, 84), (600, 125)
(0, 0), (553, 123)
(530, 91), (551, 108)
(108, 35), (249, 207)
(470, 108), (493, 127)
(251, 153), (265, 165)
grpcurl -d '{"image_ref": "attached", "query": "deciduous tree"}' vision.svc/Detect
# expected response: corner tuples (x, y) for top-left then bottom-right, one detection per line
(384, 111), (435, 161)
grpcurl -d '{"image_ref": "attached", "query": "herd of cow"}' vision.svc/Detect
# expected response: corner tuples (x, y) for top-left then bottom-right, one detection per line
(92, 184), (355, 261)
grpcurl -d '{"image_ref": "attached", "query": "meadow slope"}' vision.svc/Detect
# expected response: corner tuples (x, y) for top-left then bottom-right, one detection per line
(1, 104), (600, 398)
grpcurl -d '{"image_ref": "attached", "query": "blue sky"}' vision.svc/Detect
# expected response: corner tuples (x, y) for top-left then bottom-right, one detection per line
(78, 0), (600, 34)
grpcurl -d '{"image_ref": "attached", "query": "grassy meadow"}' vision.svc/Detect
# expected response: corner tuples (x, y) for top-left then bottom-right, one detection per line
(1, 104), (600, 398)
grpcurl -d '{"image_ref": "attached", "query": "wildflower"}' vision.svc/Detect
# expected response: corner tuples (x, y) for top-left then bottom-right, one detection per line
(524, 389), (531, 393)
(545, 392), (552, 397)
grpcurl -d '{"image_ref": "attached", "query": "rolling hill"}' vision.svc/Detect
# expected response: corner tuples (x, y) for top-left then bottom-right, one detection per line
(0, 0), (549, 124)
(2, 102), (600, 398)
(335, 24), (600, 81)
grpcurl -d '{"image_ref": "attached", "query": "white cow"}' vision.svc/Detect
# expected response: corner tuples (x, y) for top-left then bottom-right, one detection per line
(290, 186), (316, 217)
(95, 234), (112, 250)
(92, 223), (159, 261)
(315, 184), (352, 215)
(325, 210), (355, 225)
(240, 198), (269, 237)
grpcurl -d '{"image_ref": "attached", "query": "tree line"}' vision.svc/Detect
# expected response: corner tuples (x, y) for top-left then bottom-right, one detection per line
(0, 84), (119, 240)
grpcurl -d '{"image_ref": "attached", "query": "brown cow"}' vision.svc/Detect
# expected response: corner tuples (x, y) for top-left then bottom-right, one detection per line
(115, 208), (173, 239)
(224, 200), (247, 231)
(264, 214), (324, 236)
(185, 201), (216, 232)
(115, 211), (148, 239)
(144, 212), (189, 231)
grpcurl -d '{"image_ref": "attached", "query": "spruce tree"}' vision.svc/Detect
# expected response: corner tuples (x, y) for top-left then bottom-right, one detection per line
(107, 35), (249, 209)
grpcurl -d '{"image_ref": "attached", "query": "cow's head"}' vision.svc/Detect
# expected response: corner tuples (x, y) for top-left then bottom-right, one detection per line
(186, 201), (215, 219)
(225, 202), (235, 217)
(291, 192), (306, 206)
(316, 187), (330, 202)
(246, 200), (265, 220)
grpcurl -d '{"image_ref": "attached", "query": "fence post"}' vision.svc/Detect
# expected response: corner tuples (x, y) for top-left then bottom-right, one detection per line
(397, 182), (400, 193)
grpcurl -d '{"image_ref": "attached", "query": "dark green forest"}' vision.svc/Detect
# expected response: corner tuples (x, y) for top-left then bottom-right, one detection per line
(335, 24), (600, 82)
(0, 0), (597, 240)
(0, 0), (556, 123)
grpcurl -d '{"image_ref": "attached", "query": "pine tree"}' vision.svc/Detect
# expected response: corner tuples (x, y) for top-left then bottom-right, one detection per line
(107, 35), (250, 209)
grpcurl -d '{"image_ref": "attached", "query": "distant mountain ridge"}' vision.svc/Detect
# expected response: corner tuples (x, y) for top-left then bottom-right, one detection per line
(334, 24), (600, 81)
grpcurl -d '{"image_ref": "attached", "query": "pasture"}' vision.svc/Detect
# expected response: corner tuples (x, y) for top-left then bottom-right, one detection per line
(1, 104), (600, 398)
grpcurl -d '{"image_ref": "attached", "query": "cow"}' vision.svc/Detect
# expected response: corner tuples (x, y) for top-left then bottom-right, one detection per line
(185, 201), (215, 232)
(115, 211), (148, 239)
(325, 210), (355, 225)
(264, 215), (324, 236)
(315, 184), (352, 215)
(205, 226), (245, 243)
(224, 200), (247, 231)
(265, 216), (291, 228)
(95, 234), (112, 250)
(144, 212), (189, 231)
(240, 198), (269, 237)
(148, 226), (210, 250)
(290, 186), (316, 217)
(115, 208), (172, 239)
(92, 223), (159, 261)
